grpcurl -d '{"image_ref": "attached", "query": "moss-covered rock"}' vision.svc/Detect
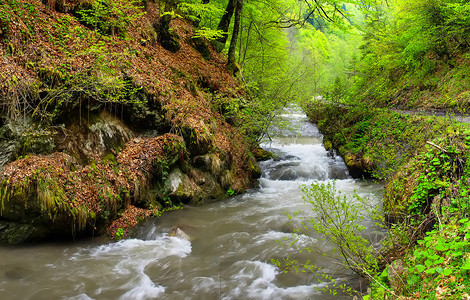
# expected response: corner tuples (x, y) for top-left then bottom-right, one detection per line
(0, 0), (259, 243)
(190, 37), (211, 60)
(252, 147), (274, 161)
(0, 221), (47, 244)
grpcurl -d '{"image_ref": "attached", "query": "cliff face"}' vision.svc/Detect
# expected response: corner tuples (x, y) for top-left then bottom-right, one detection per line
(0, 0), (260, 243)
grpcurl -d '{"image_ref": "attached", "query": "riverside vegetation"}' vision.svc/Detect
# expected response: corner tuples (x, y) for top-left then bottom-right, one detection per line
(0, 0), (337, 243)
(0, 0), (266, 243)
(301, 0), (470, 298)
(2, 0), (470, 298)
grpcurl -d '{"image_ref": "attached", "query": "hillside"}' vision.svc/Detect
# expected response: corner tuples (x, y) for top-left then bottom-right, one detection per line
(0, 0), (261, 243)
(303, 1), (470, 298)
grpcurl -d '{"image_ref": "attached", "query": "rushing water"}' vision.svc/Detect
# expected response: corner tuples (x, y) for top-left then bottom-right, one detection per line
(0, 107), (383, 299)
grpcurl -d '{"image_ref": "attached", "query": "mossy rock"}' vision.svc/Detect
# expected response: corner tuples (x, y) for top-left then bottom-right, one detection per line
(343, 152), (370, 179)
(210, 40), (225, 53)
(190, 37), (210, 60)
(0, 222), (47, 244)
(187, 168), (226, 205)
(123, 91), (168, 131)
(247, 157), (262, 179)
(252, 148), (274, 161)
(323, 139), (333, 151)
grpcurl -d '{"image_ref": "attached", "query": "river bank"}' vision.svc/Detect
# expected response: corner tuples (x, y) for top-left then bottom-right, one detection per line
(303, 99), (470, 298)
(0, 106), (383, 299)
(0, 0), (263, 243)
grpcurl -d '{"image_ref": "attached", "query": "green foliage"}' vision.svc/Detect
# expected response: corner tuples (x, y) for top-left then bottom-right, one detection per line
(0, 6), (12, 38)
(408, 141), (459, 213)
(76, 0), (145, 36)
(275, 180), (383, 297)
(0, 0), (39, 43)
(337, 0), (470, 109)
(32, 40), (142, 124)
(382, 218), (470, 298)
(192, 27), (224, 40)
(115, 227), (124, 240)
(178, 0), (223, 22)
(226, 188), (235, 196)
(304, 97), (470, 296)
(295, 181), (381, 277)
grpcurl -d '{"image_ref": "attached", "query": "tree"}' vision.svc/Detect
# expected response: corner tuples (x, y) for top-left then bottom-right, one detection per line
(227, 0), (243, 73)
(156, 0), (181, 52)
(214, 0), (236, 51)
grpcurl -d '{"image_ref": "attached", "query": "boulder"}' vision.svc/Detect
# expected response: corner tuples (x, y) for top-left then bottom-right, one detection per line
(168, 224), (196, 241)
(252, 147), (274, 161)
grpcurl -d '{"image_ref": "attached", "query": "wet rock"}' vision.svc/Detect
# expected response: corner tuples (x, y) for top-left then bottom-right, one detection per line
(267, 161), (301, 180)
(122, 91), (168, 131)
(188, 168), (225, 204)
(247, 156), (262, 179)
(169, 225), (196, 241)
(193, 153), (227, 177)
(278, 223), (295, 234)
(5, 268), (26, 280)
(323, 139), (333, 151)
(0, 118), (55, 171)
(268, 169), (299, 181)
(220, 169), (235, 190)
(0, 221), (47, 244)
(252, 148), (274, 161)
(328, 164), (349, 180)
(0, 127), (20, 171)
(343, 152), (371, 179)
(88, 111), (133, 153)
(166, 168), (201, 203)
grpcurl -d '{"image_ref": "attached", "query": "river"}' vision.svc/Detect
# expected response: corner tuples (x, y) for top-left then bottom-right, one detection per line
(0, 106), (383, 299)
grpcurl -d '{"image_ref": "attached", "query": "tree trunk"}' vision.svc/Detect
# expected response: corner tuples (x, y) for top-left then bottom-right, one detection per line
(155, 0), (181, 52)
(212, 0), (236, 52)
(227, 0), (243, 74)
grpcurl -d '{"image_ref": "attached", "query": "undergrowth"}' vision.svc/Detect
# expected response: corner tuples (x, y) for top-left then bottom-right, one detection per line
(303, 99), (470, 298)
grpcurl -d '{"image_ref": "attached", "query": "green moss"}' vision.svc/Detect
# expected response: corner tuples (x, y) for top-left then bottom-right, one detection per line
(323, 139), (333, 150)
(252, 148), (274, 161)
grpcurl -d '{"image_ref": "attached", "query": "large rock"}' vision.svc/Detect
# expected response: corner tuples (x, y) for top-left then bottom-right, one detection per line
(252, 147), (274, 161)
(0, 118), (55, 171)
(0, 221), (48, 244)
(188, 168), (226, 204)
(165, 168), (201, 203)
(56, 111), (133, 161)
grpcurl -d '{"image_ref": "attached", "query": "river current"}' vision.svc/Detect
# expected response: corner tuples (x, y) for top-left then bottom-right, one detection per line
(0, 107), (383, 299)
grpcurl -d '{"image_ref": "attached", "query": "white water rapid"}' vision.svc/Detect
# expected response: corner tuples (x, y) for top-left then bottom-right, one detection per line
(0, 106), (383, 299)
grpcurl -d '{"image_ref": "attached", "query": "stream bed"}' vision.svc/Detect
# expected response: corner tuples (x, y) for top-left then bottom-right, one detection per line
(0, 107), (383, 299)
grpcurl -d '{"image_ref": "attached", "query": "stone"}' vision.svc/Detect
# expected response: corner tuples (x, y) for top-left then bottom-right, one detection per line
(252, 147), (274, 161)
(169, 225), (192, 241)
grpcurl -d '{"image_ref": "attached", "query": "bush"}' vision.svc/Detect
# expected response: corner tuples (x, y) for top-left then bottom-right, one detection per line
(76, 0), (144, 36)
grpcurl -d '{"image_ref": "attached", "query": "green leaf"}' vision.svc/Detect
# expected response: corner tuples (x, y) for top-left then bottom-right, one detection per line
(416, 264), (426, 273)
(407, 275), (419, 285)
(434, 257), (444, 265)
(425, 259), (433, 267)
(461, 260), (470, 270)
(435, 242), (448, 252)
(442, 269), (452, 276)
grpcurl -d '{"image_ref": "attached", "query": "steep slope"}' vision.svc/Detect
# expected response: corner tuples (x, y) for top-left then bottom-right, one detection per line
(0, 0), (260, 243)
